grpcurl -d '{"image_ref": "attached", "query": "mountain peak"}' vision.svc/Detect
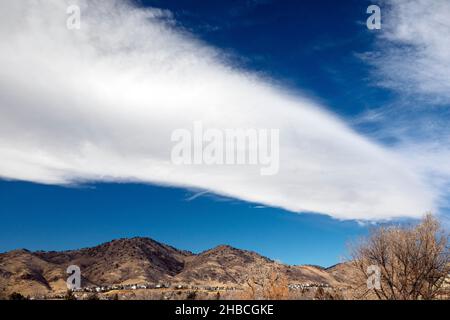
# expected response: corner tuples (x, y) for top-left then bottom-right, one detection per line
(210, 244), (234, 251)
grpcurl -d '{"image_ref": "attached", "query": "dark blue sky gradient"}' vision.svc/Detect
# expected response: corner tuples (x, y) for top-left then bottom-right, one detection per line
(140, 0), (390, 117)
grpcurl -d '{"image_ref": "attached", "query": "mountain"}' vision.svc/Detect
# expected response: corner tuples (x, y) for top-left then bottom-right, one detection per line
(0, 249), (67, 297)
(34, 238), (191, 285)
(0, 237), (351, 298)
(176, 245), (274, 284)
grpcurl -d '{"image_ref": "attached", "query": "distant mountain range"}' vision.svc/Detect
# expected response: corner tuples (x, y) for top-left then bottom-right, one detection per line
(0, 237), (353, 298)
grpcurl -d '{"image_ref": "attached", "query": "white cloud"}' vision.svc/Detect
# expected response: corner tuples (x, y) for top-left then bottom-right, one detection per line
(366, 0), (450, 103)
(0, 0), (440, 220)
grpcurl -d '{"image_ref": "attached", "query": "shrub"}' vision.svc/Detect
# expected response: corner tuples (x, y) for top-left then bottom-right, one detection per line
(9, 292), (28, 300)
(64, 289), (77, 300)
(186, 291), (197, 300)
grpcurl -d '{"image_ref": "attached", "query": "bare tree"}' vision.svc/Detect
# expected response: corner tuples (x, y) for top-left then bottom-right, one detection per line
(351, 214), (449, 300)
(240, 263), (289, 300)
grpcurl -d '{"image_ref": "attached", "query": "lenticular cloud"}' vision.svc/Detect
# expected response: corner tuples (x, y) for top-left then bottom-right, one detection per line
(0, 0), (437, 220)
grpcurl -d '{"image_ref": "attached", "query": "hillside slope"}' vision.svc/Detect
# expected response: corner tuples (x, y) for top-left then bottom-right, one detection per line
(0, 237), (350, 298)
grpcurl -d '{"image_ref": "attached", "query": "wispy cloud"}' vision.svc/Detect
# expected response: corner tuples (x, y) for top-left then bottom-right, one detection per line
(355, 0), (450, 220)
(0, 0), (440, 220)
(186, 191), (210, 202)
(363, 0), (450, 104)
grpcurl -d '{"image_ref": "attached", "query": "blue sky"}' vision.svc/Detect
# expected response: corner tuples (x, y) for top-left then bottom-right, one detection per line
(0, 0), (449, 266)
(0, 180), (366, 266)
